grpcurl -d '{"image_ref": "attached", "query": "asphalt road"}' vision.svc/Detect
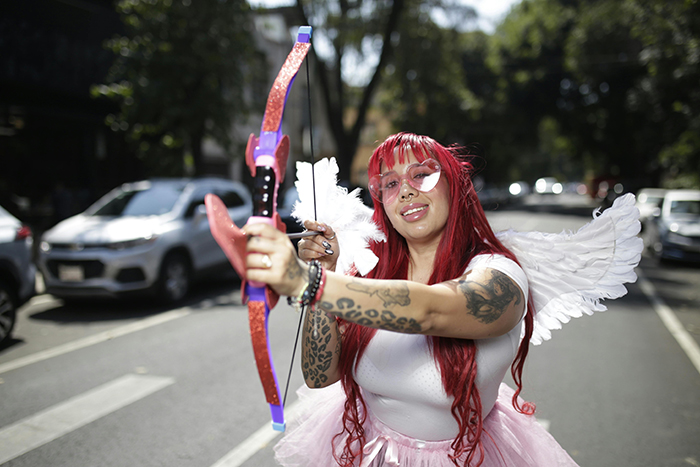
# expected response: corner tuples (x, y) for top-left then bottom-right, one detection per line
(1, 193), (699, 467)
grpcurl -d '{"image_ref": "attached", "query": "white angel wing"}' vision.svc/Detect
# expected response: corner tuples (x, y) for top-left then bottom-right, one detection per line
(291, 157), (386, 276)
(496, 193), (644, 345)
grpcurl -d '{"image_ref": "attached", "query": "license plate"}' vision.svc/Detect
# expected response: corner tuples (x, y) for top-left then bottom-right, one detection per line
(58, 265), (84, 282)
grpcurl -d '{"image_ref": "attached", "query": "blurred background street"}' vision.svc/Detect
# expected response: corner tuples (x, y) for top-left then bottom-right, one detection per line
(2, 0), (700, 465)
(1, 195), (699, 467)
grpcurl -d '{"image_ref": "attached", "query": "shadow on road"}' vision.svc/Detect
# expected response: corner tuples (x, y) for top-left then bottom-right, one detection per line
(26, 275), (243, 325)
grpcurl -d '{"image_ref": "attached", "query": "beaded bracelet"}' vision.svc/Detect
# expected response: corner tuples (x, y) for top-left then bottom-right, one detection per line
(302, 260), (319, 305)
(311, 266), (327, 306)
(287, 260), (323, 312)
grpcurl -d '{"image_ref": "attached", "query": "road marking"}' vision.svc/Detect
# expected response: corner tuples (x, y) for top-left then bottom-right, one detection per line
(210, 399), (304, 467)
(638, 271), (700, 376)
(0, 374), (174, 464)
(0, 308), (191, 375)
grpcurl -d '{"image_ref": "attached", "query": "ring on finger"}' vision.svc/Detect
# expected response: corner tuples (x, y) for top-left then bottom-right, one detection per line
(328, 233), (336, 241)
(261, 254), (272, 269)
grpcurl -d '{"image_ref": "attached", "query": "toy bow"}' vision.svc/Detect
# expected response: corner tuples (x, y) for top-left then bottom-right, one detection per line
(205, 26), (313, 432)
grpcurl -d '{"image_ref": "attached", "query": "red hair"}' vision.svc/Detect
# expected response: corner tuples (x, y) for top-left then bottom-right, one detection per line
(334, 133), (535, 466)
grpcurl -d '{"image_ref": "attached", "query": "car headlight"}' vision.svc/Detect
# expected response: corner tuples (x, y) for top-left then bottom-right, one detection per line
(107, 235), (158, 250)
(666, 232), (693, 246)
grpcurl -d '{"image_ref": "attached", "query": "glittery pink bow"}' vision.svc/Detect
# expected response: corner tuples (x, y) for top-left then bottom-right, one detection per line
(205, 26), (312, 432)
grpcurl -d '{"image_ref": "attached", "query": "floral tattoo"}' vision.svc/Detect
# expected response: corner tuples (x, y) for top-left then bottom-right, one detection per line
(457, 270), (522, 324)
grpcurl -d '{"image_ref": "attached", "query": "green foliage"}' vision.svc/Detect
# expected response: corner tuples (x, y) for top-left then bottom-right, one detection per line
(295, 0), (478, 181)
(91, 0), (265, 176)
(625, 0), (700, 188)
(380, 3), (480, 144)
(374, 0), (699, 189)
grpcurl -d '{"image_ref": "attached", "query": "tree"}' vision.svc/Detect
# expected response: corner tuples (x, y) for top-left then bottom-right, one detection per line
(292, 0), (404, 181)
(483, 0), (579, 183)
(379, 6), (480, 144)
(498, 0), (700, 189)
(92, 0), (266, 176)
(561, 0), (661, 188)
(625, 0), (700, 188)
(292, 0), (475, 181)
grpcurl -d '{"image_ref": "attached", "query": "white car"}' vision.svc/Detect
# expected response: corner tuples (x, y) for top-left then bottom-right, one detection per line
(39, 178), (252, 303)
(534, 177), (563, 195)
(0, 205), (36, 345)
(644, 189), (700, 262)
(635, 188), (667, 225)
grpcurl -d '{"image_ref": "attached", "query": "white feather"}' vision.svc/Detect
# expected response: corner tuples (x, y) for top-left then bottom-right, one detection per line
(291, 157), (385, 275)
(497, 193), (643, 345)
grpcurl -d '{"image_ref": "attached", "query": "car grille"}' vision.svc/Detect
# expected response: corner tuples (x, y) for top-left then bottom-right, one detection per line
(116, 267), (146, 283)
(46, 260), (105, 279)
(50, 243), (109, 251)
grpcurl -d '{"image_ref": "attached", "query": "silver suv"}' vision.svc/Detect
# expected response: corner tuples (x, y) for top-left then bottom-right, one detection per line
(38, 178), (252, 303)
(0, 205), (36, 346)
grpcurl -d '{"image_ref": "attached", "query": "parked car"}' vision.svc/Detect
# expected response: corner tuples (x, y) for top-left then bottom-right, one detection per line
(0, 205), (36, 345)
(38, 178), (252, 303)
(644, 189), (700, 262)
(534, 177), (563, 195)
(508, 181), (531, 198)
(635, 188), (667, 227)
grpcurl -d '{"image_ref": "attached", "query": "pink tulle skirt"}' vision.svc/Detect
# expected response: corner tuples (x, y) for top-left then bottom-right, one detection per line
(274, 382), (580, 467)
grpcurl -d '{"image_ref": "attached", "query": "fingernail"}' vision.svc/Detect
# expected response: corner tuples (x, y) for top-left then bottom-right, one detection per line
(325, 249), (334, 255)
(318, 225), (327, 232)
(322, 240), (331, 249)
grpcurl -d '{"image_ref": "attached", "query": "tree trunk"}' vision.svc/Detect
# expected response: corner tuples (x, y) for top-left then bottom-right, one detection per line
(295, 0), (405, 182)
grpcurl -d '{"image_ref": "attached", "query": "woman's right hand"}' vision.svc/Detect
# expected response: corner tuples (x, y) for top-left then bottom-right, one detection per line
(298, 220), (339, 271)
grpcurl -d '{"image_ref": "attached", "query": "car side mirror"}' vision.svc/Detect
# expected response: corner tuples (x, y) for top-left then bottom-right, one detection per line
(652, 207), (661, 218)
(193, 204), (207, 224)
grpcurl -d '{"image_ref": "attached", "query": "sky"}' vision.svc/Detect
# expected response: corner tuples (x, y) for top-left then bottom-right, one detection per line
(248, 0), (522, 34)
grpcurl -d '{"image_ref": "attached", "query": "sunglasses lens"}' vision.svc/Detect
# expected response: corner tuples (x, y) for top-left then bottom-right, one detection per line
(407, 160), (441, 192)
(368, 159), (441, 204)
(369, 172), (400, 204)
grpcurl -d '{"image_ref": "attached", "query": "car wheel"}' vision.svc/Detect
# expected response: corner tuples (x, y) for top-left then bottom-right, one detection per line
(0, 280), (17, 346)
(158, 253), (190, 303)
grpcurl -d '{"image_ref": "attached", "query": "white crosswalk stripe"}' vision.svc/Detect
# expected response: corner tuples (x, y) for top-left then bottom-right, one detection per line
(0, 374), (174, 465)
(209, 400), (304, 467)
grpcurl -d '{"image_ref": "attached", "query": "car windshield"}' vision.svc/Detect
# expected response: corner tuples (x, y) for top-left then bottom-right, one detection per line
(91, 185), (183, 217)
(669, 200), (700, 215)
(642, 196), (663, 205)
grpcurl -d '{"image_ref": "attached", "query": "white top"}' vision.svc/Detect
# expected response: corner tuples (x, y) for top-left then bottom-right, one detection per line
(353, 254), (528, 441)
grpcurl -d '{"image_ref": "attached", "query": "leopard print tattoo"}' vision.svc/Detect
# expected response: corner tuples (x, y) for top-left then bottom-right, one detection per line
(302, 310), (340, 388)
(319, 282), (422, 334)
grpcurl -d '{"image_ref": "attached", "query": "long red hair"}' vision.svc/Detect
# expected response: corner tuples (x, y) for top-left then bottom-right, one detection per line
(333, 133), (535, 466)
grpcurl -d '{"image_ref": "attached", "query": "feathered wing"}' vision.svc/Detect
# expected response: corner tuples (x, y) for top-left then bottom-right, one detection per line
(291, 157), (386, 276)
(496, 193), (644, 345)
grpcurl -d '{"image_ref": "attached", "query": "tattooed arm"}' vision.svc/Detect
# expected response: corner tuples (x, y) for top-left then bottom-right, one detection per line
(315, 267), (525, 340)
(244, 223), (525, 341)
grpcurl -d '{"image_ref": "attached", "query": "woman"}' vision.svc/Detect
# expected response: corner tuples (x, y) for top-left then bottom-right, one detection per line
(243, 133), (580, 466)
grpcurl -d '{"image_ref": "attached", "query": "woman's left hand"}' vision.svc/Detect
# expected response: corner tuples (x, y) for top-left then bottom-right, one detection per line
(243, 223), (308, 297)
